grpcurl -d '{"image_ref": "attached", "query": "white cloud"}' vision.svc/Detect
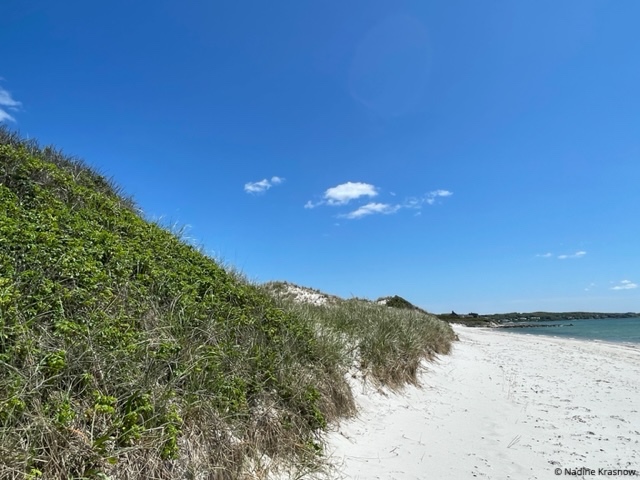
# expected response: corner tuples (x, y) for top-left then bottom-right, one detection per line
(0, 85), (21, 123)
(0, 111), (14, 123)
(558, 251), (587, 260)
(305, 182), (452, 218)
(341, 202), (400, 219)
(404, 197), (421, 209)
(404, 190), (453, 208)
(324, 182), (378, 205)
(611, 280), (638, 291)
(270, 176), (284, 185)
(244, 176), (285, 194)
(425, 189), (453, 205)
(536, 251), (587, 260)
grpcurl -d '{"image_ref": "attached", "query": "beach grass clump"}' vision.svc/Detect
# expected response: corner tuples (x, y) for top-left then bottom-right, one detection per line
(0, 128), (353, 479)
(265, 284), (456, 390)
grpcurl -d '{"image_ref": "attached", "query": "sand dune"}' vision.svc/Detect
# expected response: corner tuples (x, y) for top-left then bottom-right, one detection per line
(321, 325), (640, 479)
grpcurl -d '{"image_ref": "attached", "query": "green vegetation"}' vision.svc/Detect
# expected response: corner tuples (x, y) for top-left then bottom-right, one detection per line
(266, 284), (454, 389)
(383, 295), (415, 310)
(0, 127), (455, 479)
(437, 314), (493, 327)
(377, 295), (429, 315)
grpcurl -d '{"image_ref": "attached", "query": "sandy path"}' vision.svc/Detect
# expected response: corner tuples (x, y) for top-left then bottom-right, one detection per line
(321, 325), (640, 479)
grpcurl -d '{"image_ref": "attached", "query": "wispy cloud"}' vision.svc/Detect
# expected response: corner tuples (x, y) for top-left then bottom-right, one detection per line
(244, 176), (285, 194)
(611, 280), (638, 291)
(536, 251), (587, 260)
(305, 182), (452, 219)
(404, 190), (454, 209)
(425, 189), (453, 205)
(0, 83), (21, 123)
(341, 202), (400, 219)
(557, 251), (587, 260)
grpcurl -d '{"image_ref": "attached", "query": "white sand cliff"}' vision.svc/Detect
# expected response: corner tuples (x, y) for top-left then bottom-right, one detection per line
(320, 325), (640, 479)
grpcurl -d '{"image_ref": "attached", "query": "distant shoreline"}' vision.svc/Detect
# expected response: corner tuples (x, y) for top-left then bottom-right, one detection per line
(438, 311), (639, 327)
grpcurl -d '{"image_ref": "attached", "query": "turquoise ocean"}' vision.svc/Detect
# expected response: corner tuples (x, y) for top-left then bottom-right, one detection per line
(499, 317), (640, 345)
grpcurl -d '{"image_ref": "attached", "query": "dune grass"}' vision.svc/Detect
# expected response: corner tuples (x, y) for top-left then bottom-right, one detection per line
(0, 127), (455, 479)
(264, 283), (455, 389)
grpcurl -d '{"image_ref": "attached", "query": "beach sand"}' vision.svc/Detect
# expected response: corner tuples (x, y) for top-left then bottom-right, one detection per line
(320, 325), (640, 479)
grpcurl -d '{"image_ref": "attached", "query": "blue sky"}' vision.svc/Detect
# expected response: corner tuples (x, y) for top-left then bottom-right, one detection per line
(2, 0), (639, 314)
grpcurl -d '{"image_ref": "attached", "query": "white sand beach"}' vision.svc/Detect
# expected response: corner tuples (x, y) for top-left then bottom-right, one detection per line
(321, 325), (640, 479)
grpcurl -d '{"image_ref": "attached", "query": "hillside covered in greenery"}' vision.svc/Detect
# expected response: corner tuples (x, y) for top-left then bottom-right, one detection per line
(0, 128), (455, 479)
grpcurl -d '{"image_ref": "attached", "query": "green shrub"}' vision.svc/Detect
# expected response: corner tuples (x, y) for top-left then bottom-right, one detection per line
(0, 128), (347, 479)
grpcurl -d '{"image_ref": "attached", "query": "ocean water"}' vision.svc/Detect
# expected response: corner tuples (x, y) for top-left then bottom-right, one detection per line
(498, 317), (640, 345)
